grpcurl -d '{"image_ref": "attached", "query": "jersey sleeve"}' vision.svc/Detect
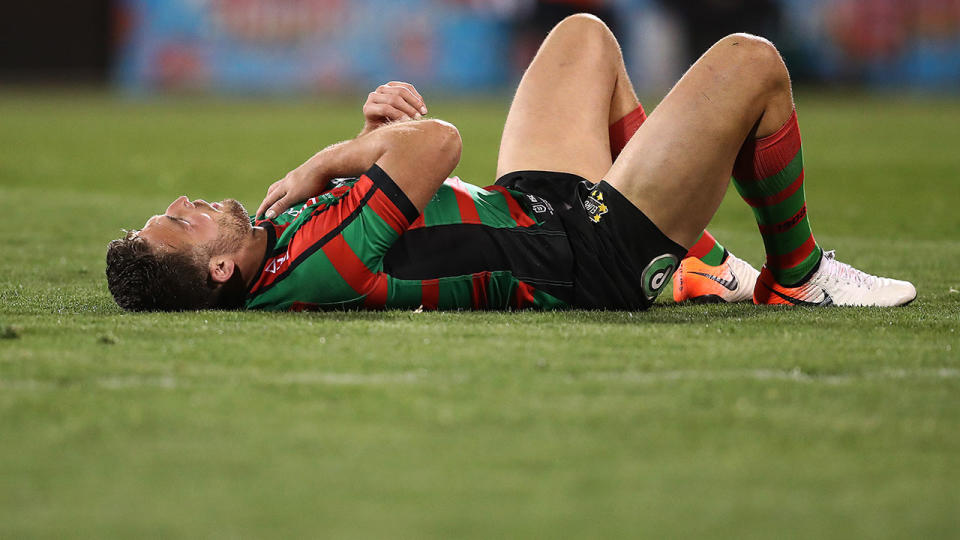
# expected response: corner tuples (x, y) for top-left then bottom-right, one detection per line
(324, 164), (420, 299)
(246, 164), (420, 310)
(360, 164), (420, 245)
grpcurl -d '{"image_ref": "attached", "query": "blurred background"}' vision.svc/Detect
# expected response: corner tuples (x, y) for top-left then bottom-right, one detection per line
(2, 0), (959, 95)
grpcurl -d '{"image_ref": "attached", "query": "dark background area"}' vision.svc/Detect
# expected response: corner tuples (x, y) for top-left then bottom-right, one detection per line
(0, 0), (113, 83)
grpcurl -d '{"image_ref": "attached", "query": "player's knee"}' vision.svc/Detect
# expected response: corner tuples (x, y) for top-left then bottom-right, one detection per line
(556, 12), (608, 32)
(716, 33), (781, 65)
(716, 33), (788, 90)
(551, 13), (619, 57)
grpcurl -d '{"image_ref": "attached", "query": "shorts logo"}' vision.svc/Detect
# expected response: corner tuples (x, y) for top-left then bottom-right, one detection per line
(640, 254), (679, 301)
(524, 193), (554, 217)
(584, 189), (609, 223)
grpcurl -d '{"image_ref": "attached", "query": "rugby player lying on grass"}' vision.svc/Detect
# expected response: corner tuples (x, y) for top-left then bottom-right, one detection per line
(106, 14), (916, 311)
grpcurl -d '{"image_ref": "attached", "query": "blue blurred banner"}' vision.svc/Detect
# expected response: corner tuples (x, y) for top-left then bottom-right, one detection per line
(114, 0), (960, 93)
(779, 0), (960, 88)
(114, 0), (511, 93)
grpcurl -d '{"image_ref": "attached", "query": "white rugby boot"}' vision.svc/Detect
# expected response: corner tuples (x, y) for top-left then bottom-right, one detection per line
(753, 250), (917, 307)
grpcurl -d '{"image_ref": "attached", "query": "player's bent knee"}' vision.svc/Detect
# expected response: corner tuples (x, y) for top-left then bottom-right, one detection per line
(556, 12), (607, 31)
(551, 13), (618, 53)
(714, 33), (787, 89)
(715, 33), (780, 63)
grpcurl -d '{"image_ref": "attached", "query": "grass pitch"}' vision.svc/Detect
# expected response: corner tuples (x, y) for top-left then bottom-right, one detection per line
(1, 90), (959, 538)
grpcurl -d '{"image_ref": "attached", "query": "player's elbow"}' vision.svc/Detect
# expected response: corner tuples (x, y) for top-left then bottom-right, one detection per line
(439, 121), (462, 172)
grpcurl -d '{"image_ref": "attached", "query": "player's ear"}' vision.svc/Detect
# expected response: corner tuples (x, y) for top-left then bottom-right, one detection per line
(208, 257), (236, 284)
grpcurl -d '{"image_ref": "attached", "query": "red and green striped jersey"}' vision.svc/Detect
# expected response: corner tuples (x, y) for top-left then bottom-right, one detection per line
(245, 165), (573, 311)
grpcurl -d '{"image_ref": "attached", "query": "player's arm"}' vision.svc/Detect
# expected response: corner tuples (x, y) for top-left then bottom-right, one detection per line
(257, 118), (461, 218)
(359, 81), (428, 137)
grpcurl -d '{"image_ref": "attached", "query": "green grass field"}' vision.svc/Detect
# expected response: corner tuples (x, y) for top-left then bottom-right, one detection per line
(1, 90), (959, 538)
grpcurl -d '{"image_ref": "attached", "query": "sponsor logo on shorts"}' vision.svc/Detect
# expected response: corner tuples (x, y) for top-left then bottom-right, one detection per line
(584, 188), (609, 223)
(641, 254), (680, 301)
(524, 193), (554, 217)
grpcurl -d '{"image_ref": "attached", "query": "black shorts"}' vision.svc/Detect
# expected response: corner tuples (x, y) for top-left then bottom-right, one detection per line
(496, 170), (687, 310)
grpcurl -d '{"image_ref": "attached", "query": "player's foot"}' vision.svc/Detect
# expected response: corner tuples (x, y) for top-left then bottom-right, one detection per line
(672, 251), (760, 303)
(753, 250), (917, 307)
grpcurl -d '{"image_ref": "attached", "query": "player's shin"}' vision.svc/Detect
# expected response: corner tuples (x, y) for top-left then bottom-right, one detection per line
(731, 110), (821, 287)
(732, 110), (916, 307)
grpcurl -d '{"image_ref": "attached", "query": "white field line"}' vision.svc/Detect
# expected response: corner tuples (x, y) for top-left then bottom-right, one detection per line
(583, 367), (960, 385)
(97, 375), (178, 389)
(0, 371), (424, 390)
(1, 368), (957, 391)
(267, 371), (422, 386)
(0, 375), (179, 391)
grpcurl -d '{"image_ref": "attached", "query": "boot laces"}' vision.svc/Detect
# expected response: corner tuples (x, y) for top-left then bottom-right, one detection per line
(820, 250), (879, 288)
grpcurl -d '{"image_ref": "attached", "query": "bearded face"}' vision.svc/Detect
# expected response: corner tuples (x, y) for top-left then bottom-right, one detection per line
(199, 198), (252, 259)
(108, 196), (259, 312)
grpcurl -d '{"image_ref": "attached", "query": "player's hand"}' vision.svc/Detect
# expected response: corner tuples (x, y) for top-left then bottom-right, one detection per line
(361, 81), (428, 134)
(257, 164), (328, 219)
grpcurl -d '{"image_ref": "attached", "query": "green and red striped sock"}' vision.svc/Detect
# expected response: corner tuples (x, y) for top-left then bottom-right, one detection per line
(732, 110), (822, 286)
(685, 230), (726, 266)
(611, 105), (726, 265)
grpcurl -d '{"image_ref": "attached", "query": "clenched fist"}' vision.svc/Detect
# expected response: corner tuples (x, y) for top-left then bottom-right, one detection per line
(361, 81), (428, 134)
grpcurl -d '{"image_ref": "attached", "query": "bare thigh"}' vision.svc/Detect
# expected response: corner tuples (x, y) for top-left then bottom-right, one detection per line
(496, 14), (639, 183)
(604, 34), (795, 248)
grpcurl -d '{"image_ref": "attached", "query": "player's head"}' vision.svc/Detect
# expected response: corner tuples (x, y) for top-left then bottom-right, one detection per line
(106, 196), (252, 311)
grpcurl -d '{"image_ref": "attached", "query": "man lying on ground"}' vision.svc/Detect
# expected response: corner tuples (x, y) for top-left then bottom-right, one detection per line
(106, 14), (916, 311)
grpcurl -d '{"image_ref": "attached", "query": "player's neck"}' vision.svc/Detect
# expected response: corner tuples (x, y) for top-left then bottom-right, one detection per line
(238, 227), (269, 288)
